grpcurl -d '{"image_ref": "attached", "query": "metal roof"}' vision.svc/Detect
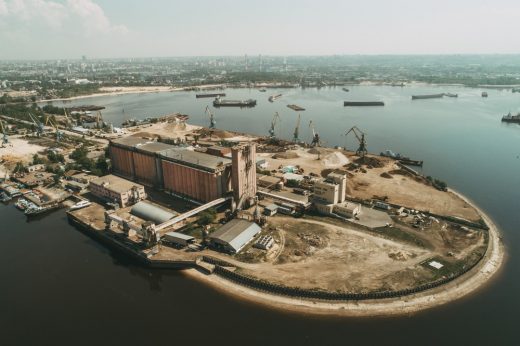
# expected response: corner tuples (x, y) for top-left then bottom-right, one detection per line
(111, 137), (150, 147)
(164, 232), (195, 241)
(130, 201), (177, 225)
(136, 142), (173, 154)
(159, 148), (231, 172)
(90, 174), (144, 193)
(209, 219), (261, 253)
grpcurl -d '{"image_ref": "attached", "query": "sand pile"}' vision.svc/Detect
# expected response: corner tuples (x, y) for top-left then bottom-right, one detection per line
(308, 147), (324, 155)
(273, 152), (299, 159)
(211, 129), (235, 139)
(323, 152), (350, 167)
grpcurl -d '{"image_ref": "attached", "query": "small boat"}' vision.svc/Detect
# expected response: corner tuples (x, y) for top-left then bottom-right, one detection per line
(69, 200), (91, 211)
(342, 87), (350, 92)
(25, 204), (59, 216)
(0, 192), (11, 203)
(287, 104), (306, 111)
(268, 94), (282, 102)
(259, 88), (267, 92)
(482, 92), (488, 97)
(502, 112), (520, 123)
(15, 198), (30, 210)
(444, 93), (458, 98)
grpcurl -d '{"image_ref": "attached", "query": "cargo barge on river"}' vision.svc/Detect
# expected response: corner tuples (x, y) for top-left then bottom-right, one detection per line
(213, 97), (256, 108)
(411, 94), (445, 100)
(287, 104), (306, 111)
(268, 94), (282, 102)
(501, 112), (520, 123)
(196, 93), (226, 98)
(344, 101), (385, 106)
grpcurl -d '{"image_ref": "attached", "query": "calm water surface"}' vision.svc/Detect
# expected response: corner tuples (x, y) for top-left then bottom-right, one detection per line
(2, 86), (518, 345)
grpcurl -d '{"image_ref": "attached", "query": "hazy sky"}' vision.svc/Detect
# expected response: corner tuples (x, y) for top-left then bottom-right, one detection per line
(1, 0), (519, 59)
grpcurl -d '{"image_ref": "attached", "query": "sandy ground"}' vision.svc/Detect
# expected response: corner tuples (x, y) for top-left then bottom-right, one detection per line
(236, 217), (432, 292)
(0, 138), (46, 164)
(258, 147), (349, 174)
(127, 122), (202, 139)
(348, 160), (481, 221)
(39, 84), (227, 103)
(183, 193), (505, 317)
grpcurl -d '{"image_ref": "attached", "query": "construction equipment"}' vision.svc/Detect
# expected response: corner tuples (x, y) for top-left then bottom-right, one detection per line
(46, 116), (63, 142)
(292, 114), (301, 143)
(268, 112), (281, 138)
(28, 113), (44, 137)
(308, 120), (321, 147)
(95, 111), (104, 129)
(344, 126), (367, 157)
(205, 106), (216, 129)
(63, 107), (75, 128)
(0, 119), (8, 147)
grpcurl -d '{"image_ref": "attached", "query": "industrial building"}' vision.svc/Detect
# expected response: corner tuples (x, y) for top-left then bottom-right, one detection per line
(163, 232), (195, 247)
(130, 201), (177, 224)
(333, 202), (361, 218)
(313, 172), (347, 205)
(231, 143), (257, 207)
(108, 137), (232, 203)
(209, 219), (261, 254)
(313, 172), (355, 218)
(89, 174), (146, 207)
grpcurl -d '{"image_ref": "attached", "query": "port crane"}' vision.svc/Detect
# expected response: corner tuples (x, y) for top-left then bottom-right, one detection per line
(268, 112), (281, 138)
(292, 114), (301, 143)
(0, 119), (8, 147)
(308, 120), (321, 147)
(344, 126), (367, 157)
(45, 115), (62, 142)
(205, 106), (216, 129)
(28, 113), (44, 137)
(63, 107), (75, 128)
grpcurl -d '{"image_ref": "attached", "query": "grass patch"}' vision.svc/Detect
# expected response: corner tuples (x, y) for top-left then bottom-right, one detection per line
(374, 226), (428, 248)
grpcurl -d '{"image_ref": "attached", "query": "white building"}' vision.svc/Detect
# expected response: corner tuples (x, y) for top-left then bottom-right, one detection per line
(313, 172), (347, 205)
(333, 202), (361, 218)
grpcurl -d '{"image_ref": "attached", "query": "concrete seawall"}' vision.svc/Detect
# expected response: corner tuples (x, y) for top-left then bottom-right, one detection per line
(67, 202), (502, 311)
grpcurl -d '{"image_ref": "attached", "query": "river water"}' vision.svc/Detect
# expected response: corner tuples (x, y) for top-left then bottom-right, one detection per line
(2, 86), (519, 345)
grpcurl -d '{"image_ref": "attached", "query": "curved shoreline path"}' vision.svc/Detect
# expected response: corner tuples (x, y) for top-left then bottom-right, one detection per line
(184, 190), (505, 317)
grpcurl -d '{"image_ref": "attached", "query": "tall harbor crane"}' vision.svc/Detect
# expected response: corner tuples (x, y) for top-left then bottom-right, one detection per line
(344, 126), (367, 157)
(205, 106), (216, 129)
(63, 107), (75, 128)
(45, 115), (62, 142)
(95, 111), (105, 129)
(308, 120), (321, 147)
(292, 114), (301, 143)
(268, 112), (281, 138)
(28, 113), (44, 137)
(0, 119), (8, 147)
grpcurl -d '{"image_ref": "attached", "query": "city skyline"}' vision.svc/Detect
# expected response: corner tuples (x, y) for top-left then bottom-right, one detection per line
(1, 0), (520, 59)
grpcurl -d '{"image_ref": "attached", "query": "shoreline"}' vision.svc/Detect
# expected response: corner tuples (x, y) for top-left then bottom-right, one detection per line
(33, 81), (513, 105)
(182, 190), (505, 317)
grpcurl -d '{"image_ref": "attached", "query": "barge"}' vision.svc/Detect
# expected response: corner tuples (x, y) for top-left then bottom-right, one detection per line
(268, 94), (282, 102)
(344, 101), (385, 106)
(381, 149), (423, 167)
(411, 94), (445, 100)
(287, 104), (306, 111)
(501, 112), (520, 123)
(196, 93), (226, 98)
(213, 97), (257, 108)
